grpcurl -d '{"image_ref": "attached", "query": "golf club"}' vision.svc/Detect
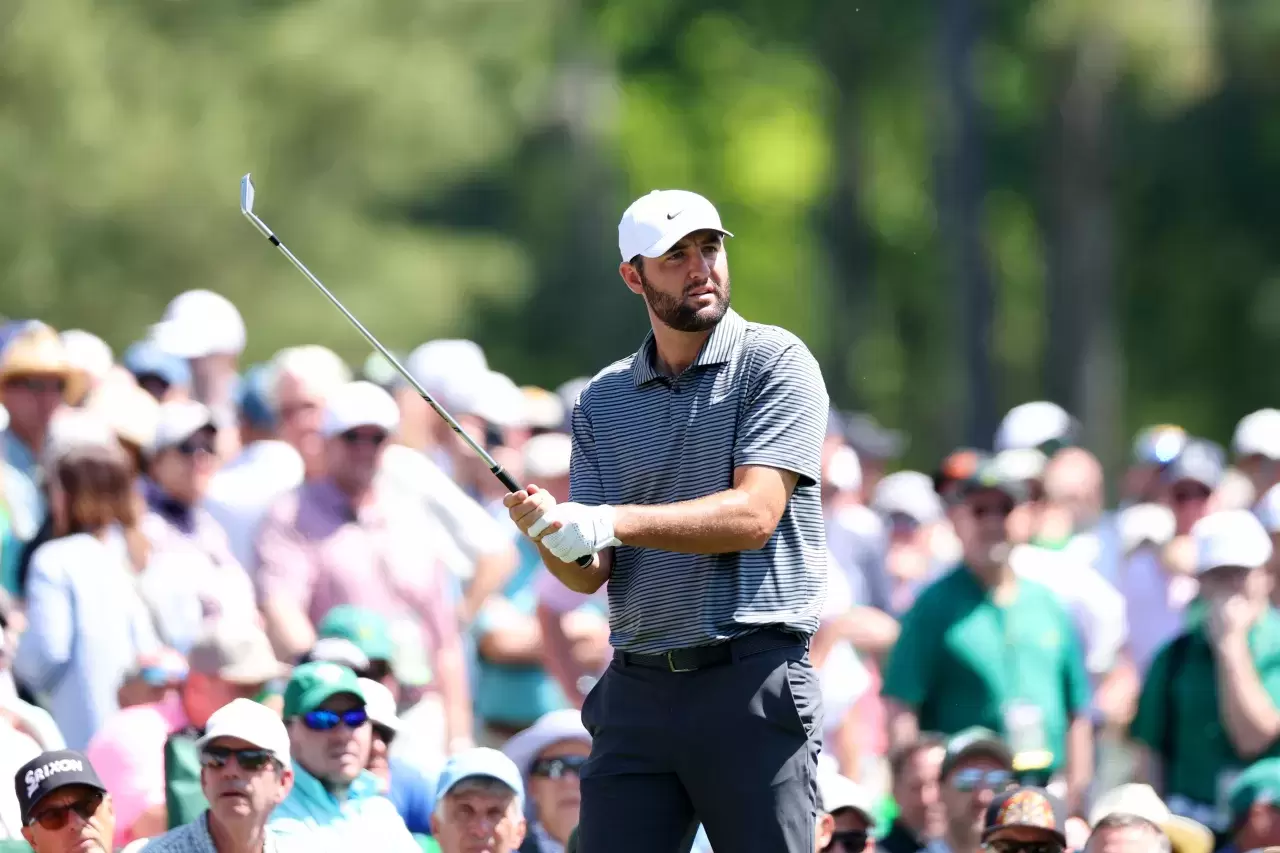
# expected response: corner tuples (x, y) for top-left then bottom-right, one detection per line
(239, 173), (592, 566)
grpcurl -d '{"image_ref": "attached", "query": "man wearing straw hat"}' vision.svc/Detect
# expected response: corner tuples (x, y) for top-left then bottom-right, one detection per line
(1087, 783), (1213, 853)
(0, 321), (86, 545)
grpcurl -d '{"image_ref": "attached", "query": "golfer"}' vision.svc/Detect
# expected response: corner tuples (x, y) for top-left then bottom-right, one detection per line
(504, 188), (829, 852)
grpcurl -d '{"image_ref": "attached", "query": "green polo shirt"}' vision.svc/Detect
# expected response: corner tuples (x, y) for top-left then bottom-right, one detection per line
(882, 566), (1090, 774)
(1131, 609), (1280, 826)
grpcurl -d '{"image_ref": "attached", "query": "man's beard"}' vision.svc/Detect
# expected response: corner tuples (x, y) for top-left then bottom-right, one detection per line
(641, 275), (731, 332)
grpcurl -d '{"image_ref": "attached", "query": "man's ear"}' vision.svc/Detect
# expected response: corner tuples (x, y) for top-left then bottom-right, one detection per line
(816, 812), (835, 850)
(618, 261), (645, 296)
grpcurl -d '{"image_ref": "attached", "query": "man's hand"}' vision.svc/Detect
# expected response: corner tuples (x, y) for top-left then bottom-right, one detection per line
(504, 485), (558, 538)
(538, 503), (621, 564)
(1208, 594), (1255, 651)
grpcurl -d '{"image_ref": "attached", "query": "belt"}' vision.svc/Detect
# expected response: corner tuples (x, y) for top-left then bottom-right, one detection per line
(617, 628), (806, 673)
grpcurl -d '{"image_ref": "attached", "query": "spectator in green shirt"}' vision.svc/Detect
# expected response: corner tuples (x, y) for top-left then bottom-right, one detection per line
(1132, 509), (1280, 834)
(882, 457), (1092, 814)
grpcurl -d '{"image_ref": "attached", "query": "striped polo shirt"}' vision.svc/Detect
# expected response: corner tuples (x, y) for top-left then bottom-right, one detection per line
(568, 307), (830, 654)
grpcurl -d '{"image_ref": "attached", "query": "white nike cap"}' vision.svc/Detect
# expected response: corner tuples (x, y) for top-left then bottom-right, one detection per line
(617, 189), (733, 262)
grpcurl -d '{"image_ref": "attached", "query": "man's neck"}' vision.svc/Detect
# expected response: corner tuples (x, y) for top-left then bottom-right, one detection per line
(649, 320), (713, 378)
(968, 557), (1014, 592)
(207, 812), (267, 853)
(944, 826), (979, 853)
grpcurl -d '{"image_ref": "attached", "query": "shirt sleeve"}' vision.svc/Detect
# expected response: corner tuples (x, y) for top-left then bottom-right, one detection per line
(12, 546), (73, 690)
(732, 342), (829, 486)
(1131, 639), (1173, 752)
(881, 591), (940, 708)
(253, 499), (315, 613)
(1058, 604), (1092, 717)
(85, 718), (167, 845)
(568, 394), (606, 506)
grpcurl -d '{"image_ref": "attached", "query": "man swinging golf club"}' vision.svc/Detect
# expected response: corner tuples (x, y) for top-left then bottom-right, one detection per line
(504, 189), (830, 853)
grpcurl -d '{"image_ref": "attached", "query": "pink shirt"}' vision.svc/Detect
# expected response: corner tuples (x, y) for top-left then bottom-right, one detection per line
(255, 479), (456, 668)
(84, 693), (189, 848)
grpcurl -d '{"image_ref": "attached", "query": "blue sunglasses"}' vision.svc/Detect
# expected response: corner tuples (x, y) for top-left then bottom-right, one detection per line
(302, 708), (369, 731)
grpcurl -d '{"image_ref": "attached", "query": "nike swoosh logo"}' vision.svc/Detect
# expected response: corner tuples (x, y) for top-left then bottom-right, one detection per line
(667, 211), (682, 220)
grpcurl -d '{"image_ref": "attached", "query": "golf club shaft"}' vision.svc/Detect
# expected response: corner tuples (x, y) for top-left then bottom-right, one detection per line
(241, 176), (593, 566)
(263, 237), (517, 490)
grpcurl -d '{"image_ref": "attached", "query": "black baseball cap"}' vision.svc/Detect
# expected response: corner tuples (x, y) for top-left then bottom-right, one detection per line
(983, 786), (1067, 845)
(941, 727), (1013, 779)
(14, 750), (107, 826)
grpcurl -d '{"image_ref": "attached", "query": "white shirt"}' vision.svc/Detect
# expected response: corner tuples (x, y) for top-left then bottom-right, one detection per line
(1118, 546), (1197, 677)
(0, 723), (40, 839)
(377, 444), (512, 581)
(1009, 543), (1128, 676)
(203, 440), (306, 571)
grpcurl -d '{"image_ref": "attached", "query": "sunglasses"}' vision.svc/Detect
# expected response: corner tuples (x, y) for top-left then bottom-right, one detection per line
(986, 841), (1063, 853)
(1171, 485), (1210, 504)
(530, 755), (588, 779)
(970, 501), (1014, 519)
(827, 830), (869, 852)
(338, 430), (388, 448)
(29, 791), (103, 831)
(302, 708), (369, 731)
(200, 746), (278, 772)
(951, 768), (1013, 793)
(6, 376), (66, 395)
(176, 437), (216, 457)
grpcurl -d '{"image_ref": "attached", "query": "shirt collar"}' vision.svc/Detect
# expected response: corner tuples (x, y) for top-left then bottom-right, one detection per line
(143, 477), (197, 532)
(630, 308), (746, 387)
(3, 429), (36, 478)
(306, 478), (386, 525)
(288, 761), (382, 810)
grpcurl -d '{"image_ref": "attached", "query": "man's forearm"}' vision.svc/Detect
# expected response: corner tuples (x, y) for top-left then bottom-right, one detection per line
(437, 644), (473, 744)
(612, 488), (779, 554)
(538, 541), (609, 593)
(1215, 639), (1280, 758)
(1064, 716), (1094, 815)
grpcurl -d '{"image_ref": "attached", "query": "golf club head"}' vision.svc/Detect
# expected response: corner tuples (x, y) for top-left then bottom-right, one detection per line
(240, 173), (255, 215)
(239, 173), (274, 240)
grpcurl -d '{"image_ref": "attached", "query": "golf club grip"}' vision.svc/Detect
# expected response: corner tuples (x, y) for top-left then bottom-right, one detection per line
(492, 466), (593, 567)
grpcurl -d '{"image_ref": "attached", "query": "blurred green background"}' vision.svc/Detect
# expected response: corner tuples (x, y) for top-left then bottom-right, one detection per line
(2, 0), (1277, 474)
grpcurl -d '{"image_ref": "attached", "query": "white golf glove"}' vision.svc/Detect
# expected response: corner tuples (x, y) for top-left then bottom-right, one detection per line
(535, 502), (621, 564)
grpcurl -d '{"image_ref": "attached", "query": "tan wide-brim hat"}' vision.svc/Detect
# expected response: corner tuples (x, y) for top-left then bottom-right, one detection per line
(1089, 784), (1214, 853)
(0, 322), (88, 405)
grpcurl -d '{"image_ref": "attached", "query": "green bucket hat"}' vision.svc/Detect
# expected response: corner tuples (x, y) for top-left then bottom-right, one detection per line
(1228, 758), (1280, 826)
(283, 661), (366, 718)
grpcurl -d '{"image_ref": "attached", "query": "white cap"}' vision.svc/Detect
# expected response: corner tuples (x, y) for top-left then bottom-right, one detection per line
(872, 471), (943, 524)
(1118, 503), (1177, 553)
(457, 371), (526, 428)
(824, 444), (862, 493)
(818, 769), (876, 823)
(150, 290), (247, 359)
(994, 448), (1049, 483)
(1257, 483), (1280, 533)
(406, 340), (488, 410)
(994, 402), (1073, 453)
(196, 698), (292, 771)
(320, 381), (400, 439)
(308, 638), (370, 672)
(618, 189), (733, 262)
(523, 432), (572, 480)
(1234, 409), (1280, 460)
(86, 378), (160, 450)
(149, 400), (216, 456)
(521, 387), (565, 431)
(501, 709), (591, 776)
(358, 678), (400, 734)
(43, 410), (118, 468)
(59, 330), (114, 383)
(1193, 509), (1273, 574)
